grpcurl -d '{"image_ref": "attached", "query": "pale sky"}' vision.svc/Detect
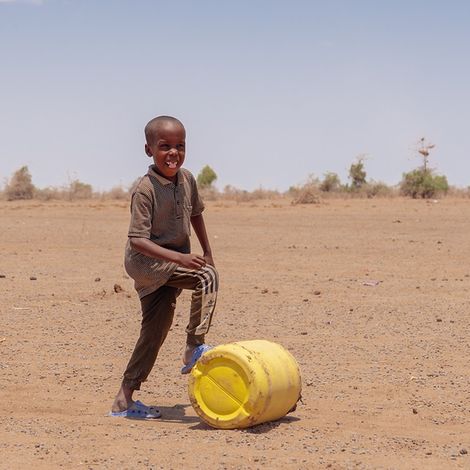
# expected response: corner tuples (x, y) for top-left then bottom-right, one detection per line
(1, 0), (469, 191)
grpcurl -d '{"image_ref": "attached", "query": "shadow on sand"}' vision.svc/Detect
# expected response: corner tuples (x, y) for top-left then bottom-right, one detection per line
(189, 414), (300, 432)
(153, 403), (200, 424)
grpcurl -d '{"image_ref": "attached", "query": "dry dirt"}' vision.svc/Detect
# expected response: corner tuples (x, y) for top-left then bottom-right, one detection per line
(1, 197), (470, 470)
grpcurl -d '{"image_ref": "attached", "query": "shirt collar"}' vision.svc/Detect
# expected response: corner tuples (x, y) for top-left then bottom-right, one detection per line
(148, 165), (183, 185)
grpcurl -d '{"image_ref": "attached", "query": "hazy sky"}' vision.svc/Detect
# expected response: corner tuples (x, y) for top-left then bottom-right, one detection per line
(1, 0), (469, 191)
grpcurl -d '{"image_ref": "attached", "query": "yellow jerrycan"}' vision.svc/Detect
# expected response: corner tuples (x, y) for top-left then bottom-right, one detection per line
(188, 340), (302, 429)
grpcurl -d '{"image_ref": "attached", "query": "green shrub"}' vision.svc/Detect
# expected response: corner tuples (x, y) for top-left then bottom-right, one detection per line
(5, 166), (35, 201)
(400, 169), (448, 199)
(197, 165), (217, 188)
(348, 159), (367, 189)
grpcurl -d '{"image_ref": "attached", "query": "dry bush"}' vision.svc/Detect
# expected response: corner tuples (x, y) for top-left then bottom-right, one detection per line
(100, 186), (129, 200)
(68, 179), (93, 200)
(221, 185), (281, 202)
(35, 187), (67, 201)
(290, 183), (321, 205)
(5, 166), (35, 201)
(447, 186), (470, 198)
(359, 181), (397, 198)
(199, 186), (220, 201)
(289, 175), (322, 205)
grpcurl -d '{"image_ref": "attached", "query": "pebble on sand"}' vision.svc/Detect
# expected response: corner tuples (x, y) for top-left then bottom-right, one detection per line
(29, 276), (37, 281)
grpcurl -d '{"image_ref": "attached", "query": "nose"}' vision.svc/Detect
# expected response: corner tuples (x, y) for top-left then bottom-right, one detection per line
(168, 147), (178, 156)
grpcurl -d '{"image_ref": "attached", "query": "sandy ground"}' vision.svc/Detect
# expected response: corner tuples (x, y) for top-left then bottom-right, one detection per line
(1, 197), (470, 470)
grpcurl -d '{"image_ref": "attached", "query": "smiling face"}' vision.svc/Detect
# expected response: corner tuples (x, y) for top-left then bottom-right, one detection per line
(145, 120), (186, 182)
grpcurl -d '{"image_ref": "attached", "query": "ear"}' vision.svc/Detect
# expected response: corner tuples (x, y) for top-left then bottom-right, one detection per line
(145, 143), (153, 157)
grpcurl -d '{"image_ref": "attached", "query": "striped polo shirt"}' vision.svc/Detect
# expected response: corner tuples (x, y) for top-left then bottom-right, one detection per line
(124, 165), (205, 298)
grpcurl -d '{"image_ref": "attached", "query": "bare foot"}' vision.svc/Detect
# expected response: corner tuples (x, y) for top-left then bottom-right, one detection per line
(111, 384), (134, 412)
(183, 344), (197, 365)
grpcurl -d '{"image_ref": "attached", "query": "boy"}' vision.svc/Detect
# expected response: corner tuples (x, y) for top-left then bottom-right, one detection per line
(110, 116), (218, 419)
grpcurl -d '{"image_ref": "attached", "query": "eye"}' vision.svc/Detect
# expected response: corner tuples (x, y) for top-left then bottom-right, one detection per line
(159, 144), (170, 150)
(177, 144), (185, 150)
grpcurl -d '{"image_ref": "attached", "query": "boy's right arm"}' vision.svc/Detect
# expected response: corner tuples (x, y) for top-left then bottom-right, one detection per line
(130, 237), (206, 270)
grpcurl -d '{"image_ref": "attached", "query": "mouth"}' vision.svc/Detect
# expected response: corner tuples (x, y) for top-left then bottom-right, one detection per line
(165, 161), (178, 169)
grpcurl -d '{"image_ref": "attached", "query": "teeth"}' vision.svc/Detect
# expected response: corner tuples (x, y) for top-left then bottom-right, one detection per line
(166, 162), (178, 169)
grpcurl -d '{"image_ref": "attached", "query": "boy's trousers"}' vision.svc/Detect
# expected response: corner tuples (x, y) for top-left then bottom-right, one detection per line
(122, 264), (218, 391)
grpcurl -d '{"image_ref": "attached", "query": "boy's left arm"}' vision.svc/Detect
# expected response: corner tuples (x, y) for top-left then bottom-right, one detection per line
(191, 214), (215, 267)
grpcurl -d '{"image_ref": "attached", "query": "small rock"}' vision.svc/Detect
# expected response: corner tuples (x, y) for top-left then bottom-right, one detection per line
(261, 288), (268, 294)
(94, 277), (101, 282)
(436, 318), (442, 322)
(0, 274), (6, 278)
(30, 276), (37, 281)
(114, 284), (123, 293)
(300, 331), (308, 335)
(314, 290), (321, 296)
(412, 408), (418, 414)
(460, 448), (468, 455)
(303, 298), (309, 302)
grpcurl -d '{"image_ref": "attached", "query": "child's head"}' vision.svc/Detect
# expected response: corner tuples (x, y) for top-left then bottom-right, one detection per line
(144, 116), (186, 181)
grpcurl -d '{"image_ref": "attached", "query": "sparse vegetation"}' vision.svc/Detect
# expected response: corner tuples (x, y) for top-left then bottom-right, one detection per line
(0, 146), (462, 203)
(68, 179), (93, 200)
(364, 181), (395, 198)
(100, 185), (128, 200)
(4, 166), (35, 201)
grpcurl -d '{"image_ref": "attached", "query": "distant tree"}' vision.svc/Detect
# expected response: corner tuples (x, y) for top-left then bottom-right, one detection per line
(348, 157), (367, 189)
(416, 137), (435, 172)
(320, 172), (341, 192)
(5, 166), (35, 201)
(400, 137), (448, 199)
(197, 165), (217, 188)
(400, 169), (448, 199)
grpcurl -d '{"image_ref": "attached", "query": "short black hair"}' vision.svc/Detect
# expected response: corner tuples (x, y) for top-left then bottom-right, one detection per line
(144, 116), (185, 145)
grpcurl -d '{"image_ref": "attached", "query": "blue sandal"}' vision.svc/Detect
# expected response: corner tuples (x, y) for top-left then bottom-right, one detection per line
(109, 400), (161, 419)
(181, 344), (212, 374)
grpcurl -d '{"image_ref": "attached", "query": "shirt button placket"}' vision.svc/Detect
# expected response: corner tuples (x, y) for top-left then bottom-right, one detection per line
(175, 185), (182, 219)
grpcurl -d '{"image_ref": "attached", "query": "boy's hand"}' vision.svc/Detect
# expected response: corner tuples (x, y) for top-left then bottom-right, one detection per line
(178, 253), (206, 270)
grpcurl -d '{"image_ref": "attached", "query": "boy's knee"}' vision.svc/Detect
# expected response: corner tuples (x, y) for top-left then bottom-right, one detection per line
(202, 264), (218, 292)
